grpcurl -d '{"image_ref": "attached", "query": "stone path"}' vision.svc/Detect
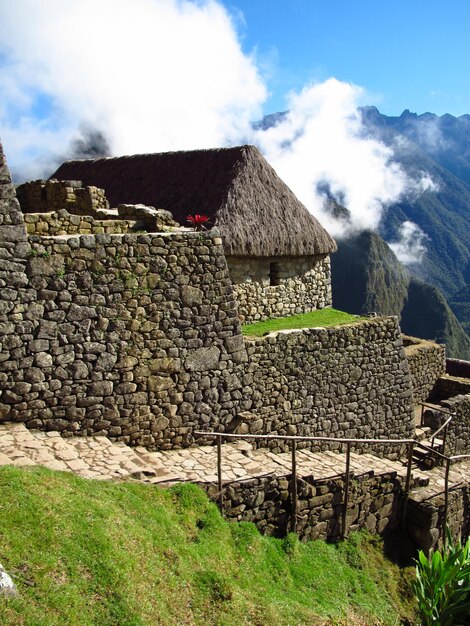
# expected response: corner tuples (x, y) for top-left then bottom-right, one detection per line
(0, 423), (469, 503)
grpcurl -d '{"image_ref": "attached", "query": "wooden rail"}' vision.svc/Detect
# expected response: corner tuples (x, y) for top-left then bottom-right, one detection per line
(194, 431), (415, 539)
(419, 401), (455, 427)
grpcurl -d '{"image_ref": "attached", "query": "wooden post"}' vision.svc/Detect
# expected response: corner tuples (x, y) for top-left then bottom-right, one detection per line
(442, 422), (448, 457)
(402, 441), (414, 528)
(291, 439), (297, 534)
(443, 457), (451, 546)
(342, 442), (351, 539)
(217, 434), (224, 516)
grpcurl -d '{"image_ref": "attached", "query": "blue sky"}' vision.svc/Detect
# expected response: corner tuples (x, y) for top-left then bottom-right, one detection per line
(0, 1), (468, 191)
(0, 0), (454, 261)
(224, 0), (470, 117)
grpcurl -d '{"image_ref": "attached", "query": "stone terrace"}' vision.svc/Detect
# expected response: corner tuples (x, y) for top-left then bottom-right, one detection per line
(1, 422), (468, 494)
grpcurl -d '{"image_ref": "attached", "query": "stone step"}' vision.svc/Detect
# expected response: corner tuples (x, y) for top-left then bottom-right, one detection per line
(415, 426), (432, 441)
(412, 445), (437, 470)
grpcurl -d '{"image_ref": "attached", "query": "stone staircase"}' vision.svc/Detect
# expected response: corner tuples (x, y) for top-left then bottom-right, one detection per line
(413, 424), (442, 468)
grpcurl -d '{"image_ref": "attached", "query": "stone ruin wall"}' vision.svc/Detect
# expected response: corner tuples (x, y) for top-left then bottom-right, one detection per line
(24, 210), (139, 236)
(204, 471), (406, 542)
(3, 229), (248, 448)
(0, 141), (415, 451)
(402, 335), (446, 404)
(402, 335), (470, 455)
(407, 484), (470, 552)
(202, 464), (469, 550)
(1, 223), (415, 449)
(423, 394), (470, 456)
(16, 179), (109, 215)
(242, 318), (415, 454)
(228, 255), (332, 324)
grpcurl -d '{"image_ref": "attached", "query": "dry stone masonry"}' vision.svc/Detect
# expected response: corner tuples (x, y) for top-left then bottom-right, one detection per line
(228, 255), (332, 323)
(240, 318), (415, 454)
(402, 335), (446, 404)
(206, 471), (407, 541)
(0, 140), (416, 451)
(10, 229), (245, 448)
(16, 179), (109, 215)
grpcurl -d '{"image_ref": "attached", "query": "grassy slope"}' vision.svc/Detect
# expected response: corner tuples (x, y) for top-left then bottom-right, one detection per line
(241, 309), (363, 337)
(0, 466), (417, 625)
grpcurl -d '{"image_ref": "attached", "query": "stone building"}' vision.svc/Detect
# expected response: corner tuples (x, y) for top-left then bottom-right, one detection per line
(52, 145), (337, 322)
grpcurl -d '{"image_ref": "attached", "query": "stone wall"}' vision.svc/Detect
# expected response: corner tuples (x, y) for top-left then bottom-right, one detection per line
(403, 335), (446, 404)
(22, 204), (178, 238)
(16, 179), (109, 215)
(204, 471), (405, 541)
(407, 484), (470, 552)
(23, 210), (138, 236)
(228, 255), (331, 323)
(431, 375), (470, 403)
(237, 318), (414, 454)
(202, 468), (468, 550)
(0, 143), (36, 428)
(1, 229), (249, 448)
(445, 394), (470, 455)
(1, 142), (415, 452)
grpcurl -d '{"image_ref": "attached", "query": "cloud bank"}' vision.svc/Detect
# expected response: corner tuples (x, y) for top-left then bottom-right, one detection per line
(0, 0), (266, 178)
(252, 79), (435, 241)
(389, 220), (430, 265)
(0, 0), (435, 255)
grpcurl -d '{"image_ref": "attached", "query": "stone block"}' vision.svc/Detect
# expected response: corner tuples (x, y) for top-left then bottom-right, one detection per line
(185, 346), (221, 372)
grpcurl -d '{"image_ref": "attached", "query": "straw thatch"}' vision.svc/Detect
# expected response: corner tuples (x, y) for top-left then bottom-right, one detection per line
(52, 145), (336, 257)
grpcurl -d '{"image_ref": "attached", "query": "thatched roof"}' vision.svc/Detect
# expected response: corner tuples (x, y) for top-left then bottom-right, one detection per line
(52, 145), (336, 257)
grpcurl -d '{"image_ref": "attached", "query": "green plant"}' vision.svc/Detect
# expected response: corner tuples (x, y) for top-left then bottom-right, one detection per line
(413, 528), (470, 625)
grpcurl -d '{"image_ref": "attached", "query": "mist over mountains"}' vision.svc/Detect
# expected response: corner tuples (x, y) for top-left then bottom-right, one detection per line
(261, 107), (470, 358)
(346, 109), (470, 356)
(360, 107), (470, 296)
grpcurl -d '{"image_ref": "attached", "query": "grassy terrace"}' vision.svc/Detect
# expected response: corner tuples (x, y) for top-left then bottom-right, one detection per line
(241, 308), (365, 337)
(0, 466), (417, 625)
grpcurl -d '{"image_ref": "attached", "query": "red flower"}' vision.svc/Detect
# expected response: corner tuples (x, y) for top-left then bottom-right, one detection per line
(187, 214), (209, 231)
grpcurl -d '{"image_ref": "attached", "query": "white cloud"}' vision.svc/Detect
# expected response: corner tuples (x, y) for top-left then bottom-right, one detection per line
(251, 79), (437, 239)
(0, 0), (266, 176)
(0, 1), (437, 237)
(415, 172), (439, 193)
(388, 220), (429, 265)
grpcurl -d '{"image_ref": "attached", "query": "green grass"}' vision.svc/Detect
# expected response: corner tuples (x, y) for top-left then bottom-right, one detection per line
(241, 308), (365, 337)
(0, 466), (417, 625)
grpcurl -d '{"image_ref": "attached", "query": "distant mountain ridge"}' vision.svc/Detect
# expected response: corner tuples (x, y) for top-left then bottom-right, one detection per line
(331, 229), (470, 360)
(257, 107), (470, 357)
(360, 107), (470, 298)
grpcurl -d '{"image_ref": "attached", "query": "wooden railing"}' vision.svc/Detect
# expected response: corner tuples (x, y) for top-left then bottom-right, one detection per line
(419, 402), (456, 456)
(195, 431), (415, 539)
(195, 430), (470, 541)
